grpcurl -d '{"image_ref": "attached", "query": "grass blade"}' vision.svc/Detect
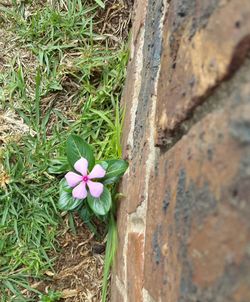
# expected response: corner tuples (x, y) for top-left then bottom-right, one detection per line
(101, 213), (118, 302)
(35, 68), (42, 130)
(94, 0), (105, 9)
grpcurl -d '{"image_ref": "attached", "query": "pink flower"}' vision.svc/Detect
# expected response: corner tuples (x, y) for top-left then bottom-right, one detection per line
(65, 157), (106, 199)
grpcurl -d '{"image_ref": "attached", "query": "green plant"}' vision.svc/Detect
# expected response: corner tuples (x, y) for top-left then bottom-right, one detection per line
(39, 290), (62, 302)
(94, 0), (105, 9)
(49, 134), (128, 301)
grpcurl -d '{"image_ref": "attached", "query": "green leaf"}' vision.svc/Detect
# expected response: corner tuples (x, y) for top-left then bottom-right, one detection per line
(98, 160), (109, 170)
(58, 179), (82, 211)
(78, 206), (98, 235)
(48, 157), (70, 174)
(66, 134), (95, 170)
(102, 213), (117, 302)
(68, 212), (77, 235)
(94, 0), (105, 9)
(101, 159), (128, 185)
(87, 187), (111, 216)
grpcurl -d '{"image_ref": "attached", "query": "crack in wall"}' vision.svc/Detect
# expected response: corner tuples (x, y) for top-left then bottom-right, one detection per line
(157, 55), (250, 153)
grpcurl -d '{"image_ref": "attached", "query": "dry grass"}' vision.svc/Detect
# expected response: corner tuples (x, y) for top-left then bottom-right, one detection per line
(0, 110), (35, 144)
(28, 215), (107, 302)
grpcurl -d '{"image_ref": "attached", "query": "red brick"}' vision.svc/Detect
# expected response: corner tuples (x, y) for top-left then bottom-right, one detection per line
(110, 276), (125, 302)
(127, 232), (144, 302)
(144, 77), (250, 300)
(112, 0), (250, 301)
(155, 0), (250, 145)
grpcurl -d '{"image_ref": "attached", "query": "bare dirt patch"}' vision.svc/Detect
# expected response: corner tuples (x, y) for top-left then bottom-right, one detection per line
(32, 215), (106, 302)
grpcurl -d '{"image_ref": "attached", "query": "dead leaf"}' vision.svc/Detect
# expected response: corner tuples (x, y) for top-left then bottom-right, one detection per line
(61, 289), (78, 299)
(44, 270), (55, 277)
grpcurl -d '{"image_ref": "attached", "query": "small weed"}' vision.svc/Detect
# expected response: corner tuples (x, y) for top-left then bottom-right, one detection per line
(39, 290), (62, 302)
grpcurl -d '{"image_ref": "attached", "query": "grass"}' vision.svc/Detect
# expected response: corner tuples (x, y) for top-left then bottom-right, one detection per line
(0, 1), (128, 300)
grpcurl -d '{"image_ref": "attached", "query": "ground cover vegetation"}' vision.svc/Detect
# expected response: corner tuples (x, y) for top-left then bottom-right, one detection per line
(0, 0), (131, 300)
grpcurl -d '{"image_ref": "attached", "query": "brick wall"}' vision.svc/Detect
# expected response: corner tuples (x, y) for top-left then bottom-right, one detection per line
(111, 0), (250, 301)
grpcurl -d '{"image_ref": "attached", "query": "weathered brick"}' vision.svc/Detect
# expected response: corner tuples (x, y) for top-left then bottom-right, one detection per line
(130, 0), (148, 48)
(155, 0), (250, 146)
(121, 0), (148, 157)
(122, 0), (166, 213)
(111, 0), (149, 298)
(111, 276), (125, 302)
(112, 0), (250, 301)
(114, 196), (128, 282)
(127, 232), (144, 302)
(144, 64), (250, 300)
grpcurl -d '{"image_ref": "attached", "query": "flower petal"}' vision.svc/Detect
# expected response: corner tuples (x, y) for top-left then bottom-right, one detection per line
(88, 164), (106, 179)
(74, 157), (88, 176)
(87, 180), (104, 198)
(65, 172), (82, 188)
(72, 181), (87, 199)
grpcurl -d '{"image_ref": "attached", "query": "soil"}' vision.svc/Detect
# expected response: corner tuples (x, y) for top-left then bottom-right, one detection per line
(94, 0), (133, 46)
(32, 215), (106, 302)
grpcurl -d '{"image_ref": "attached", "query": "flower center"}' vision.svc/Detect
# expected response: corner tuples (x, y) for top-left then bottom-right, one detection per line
(82, 175), (89, 183)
